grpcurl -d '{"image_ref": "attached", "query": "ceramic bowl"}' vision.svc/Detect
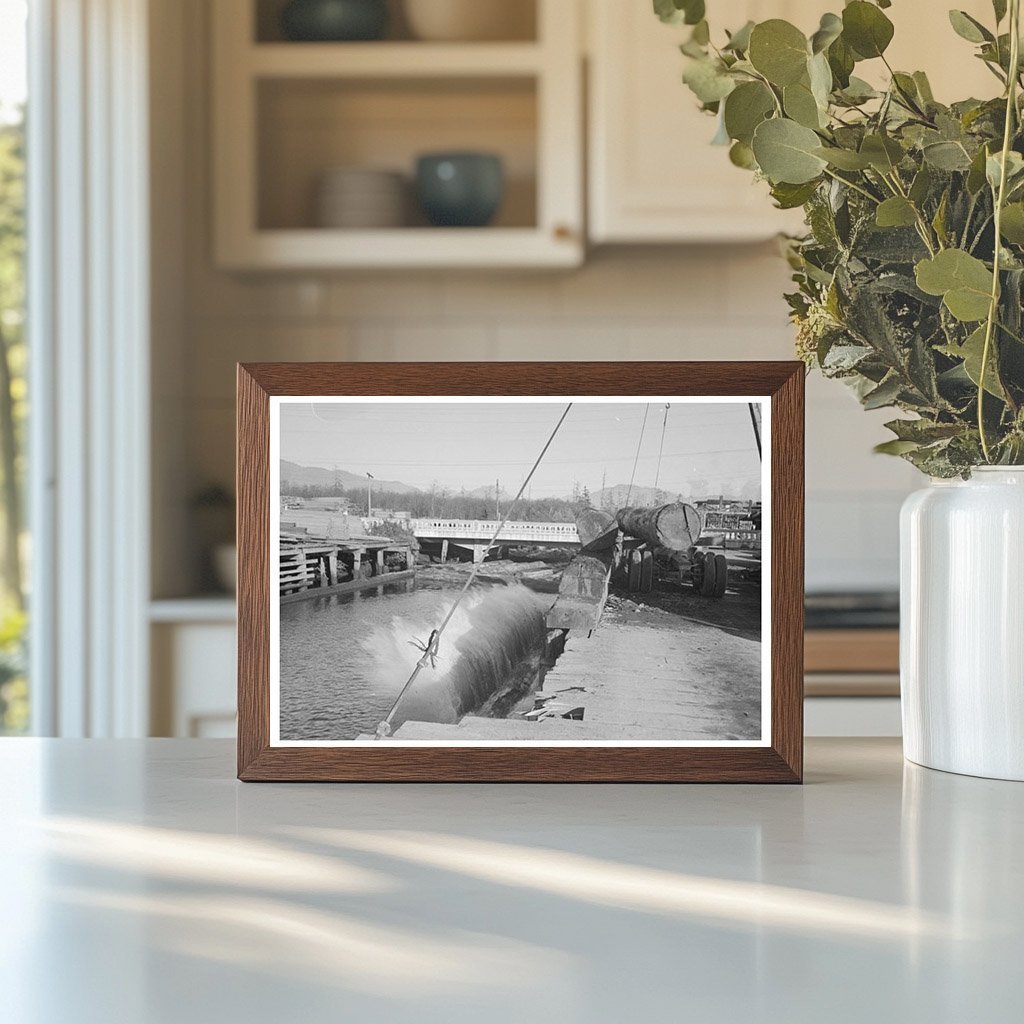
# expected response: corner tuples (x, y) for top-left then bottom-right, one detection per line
(415, 152), (504, 227)
(316, 168), (407, 228)
(281, 0), (388, 42)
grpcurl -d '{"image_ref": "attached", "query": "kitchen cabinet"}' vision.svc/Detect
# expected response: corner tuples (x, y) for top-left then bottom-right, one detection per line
(150, 600), (237, 737)
(587, 0), (998, 244)
(211, 0), (583, 269)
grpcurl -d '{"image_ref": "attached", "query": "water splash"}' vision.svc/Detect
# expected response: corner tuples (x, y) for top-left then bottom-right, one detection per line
(359, 584), (550, 729)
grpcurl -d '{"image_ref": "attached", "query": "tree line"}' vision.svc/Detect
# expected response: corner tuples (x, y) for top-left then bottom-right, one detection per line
(284, 482), (584, 523)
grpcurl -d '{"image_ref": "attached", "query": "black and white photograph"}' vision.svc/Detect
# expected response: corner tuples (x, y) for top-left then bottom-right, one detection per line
(270, 397), (770, 746)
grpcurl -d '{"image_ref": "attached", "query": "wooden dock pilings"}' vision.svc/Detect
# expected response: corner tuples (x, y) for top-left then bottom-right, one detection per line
(279, 535), (414, 599)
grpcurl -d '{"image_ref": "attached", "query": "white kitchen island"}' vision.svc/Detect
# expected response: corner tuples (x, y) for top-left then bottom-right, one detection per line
(1, 738), (1020, 1023)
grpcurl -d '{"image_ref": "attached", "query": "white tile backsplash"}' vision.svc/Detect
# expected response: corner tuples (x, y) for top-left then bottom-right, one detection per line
(181, 251), (917, 593)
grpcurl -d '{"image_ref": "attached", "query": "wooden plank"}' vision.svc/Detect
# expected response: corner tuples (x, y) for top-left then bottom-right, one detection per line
(279, 569), (416, 605)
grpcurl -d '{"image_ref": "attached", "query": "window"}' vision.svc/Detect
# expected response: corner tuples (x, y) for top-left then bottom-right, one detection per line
(0, 0), (27, 734)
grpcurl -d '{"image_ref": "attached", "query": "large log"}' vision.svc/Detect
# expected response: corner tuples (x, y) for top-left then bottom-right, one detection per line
(545, 552), (613, 631)
(575, 507), (618, 551)
(617, 503), (702, 551)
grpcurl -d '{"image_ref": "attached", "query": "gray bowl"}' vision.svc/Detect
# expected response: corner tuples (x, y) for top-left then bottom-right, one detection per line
(415, 152), (505, 228)
(280, 0), (388, 42)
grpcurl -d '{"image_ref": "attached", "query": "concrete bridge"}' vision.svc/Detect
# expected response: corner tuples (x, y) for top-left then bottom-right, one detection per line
(412, 518), (580, 563)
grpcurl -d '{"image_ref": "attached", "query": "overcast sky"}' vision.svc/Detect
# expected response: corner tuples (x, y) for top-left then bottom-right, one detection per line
(279, 400), (762, 500)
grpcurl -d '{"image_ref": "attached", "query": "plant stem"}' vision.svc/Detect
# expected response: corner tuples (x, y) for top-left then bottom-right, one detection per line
(884, 171), (939, 254)
(979, 0), (1021, 462)
(822, 167), (881, 204)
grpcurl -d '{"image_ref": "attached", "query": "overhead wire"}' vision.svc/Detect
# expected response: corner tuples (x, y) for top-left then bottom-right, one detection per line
(376, 402), (574, 738)
(653, 403), (670, 491)
(624, 403), (650, 507)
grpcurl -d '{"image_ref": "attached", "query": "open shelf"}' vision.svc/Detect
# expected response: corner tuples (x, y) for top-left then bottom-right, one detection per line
(257, 76), (538, 232)
(254, 0), (538, 45)
(212, 0), (582, 268)
(249, 41), (544, 77)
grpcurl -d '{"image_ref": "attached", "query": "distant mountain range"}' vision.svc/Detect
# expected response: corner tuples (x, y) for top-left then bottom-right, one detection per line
(280, 460), (420, 494)
(466, 483), (515, 500)
(280, 461), (757, 503)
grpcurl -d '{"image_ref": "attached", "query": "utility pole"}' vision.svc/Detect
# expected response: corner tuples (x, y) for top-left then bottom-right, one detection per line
(366, 472), (374, 517)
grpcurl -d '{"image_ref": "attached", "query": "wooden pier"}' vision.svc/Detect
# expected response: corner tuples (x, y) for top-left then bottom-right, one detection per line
(279, 534), (414, 601)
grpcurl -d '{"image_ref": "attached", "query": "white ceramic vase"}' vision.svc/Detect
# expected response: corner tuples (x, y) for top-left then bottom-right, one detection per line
(900, 467), (1024, 780)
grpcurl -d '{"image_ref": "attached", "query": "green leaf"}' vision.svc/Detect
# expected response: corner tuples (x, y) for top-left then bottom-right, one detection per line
(682, 57), (736, 104)
(909, 164), (933, 205)
(784, 80), (824, 129)
(913, 71), (935, 104)
(1000, 203), (1024, 244)
(723, 81), (775, 144)
(915, 249), (994, 322)
(814, 146), (872, 170)
(948, 10), (994, 44)
(860, 133), (904, 173)
(885, 418), (963, 443)
(724, 20), (755, 53)
(967, 144), (991, 193)
(807, 51), (833, 108)
(682, 0), (705, 25)
(842, 1), (895, 59)
(770, 180), (820, 209)
(932, 190), (950, 247)
(862, 374), (903, 409)
(837, 76), (879, 104)
(729, 140), (757, 169)
(986, 150), (1024, 191)
(876, 197), (918, 228)
(874, 439), (922, 455)
(827, 35), (856, 88)
(940, 325), (1006, 397)
(810, 12), (843, 54)
(748, 20), (809, 86)
(653, 0), (705, 26)
(751, 118), (828, 184)
(922, 140), (973, 171)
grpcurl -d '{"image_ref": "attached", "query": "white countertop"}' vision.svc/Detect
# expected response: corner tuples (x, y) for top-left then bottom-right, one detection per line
(1, 738), (1020, 1023)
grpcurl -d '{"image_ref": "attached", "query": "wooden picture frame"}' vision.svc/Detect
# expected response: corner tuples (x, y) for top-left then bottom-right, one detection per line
(237, 362), (804, 782)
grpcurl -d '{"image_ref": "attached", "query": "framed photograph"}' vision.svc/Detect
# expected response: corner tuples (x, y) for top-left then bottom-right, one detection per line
(237, 362), (803, 782)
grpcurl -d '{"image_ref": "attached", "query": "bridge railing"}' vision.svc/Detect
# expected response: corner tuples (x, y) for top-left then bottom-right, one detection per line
(411, 519), (580, 543)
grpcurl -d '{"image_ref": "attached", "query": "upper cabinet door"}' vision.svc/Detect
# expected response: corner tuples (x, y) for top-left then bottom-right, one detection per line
(587, 0), (804, 244)
(587, 0), (998, 245)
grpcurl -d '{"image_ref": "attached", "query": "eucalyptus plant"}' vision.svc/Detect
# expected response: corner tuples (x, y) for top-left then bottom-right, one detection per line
(657, 0), (1024, 475)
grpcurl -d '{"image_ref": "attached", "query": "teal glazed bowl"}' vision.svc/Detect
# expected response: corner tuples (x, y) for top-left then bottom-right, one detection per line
(415, 152), (505, 227)
(280, 0), (388, 42)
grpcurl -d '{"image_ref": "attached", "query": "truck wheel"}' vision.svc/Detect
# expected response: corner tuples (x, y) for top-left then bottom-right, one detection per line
(700, 552), (716, 596)
(628, 549), (643, 592)
(713, 554), (728, 598)
(640, 551), (654, 593)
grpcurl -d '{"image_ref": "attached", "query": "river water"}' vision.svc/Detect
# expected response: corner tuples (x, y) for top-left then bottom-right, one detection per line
(279, 574), (552, 740)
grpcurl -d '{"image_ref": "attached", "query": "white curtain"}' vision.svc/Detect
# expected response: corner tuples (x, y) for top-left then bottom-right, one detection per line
(28, 0), (150, 736)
